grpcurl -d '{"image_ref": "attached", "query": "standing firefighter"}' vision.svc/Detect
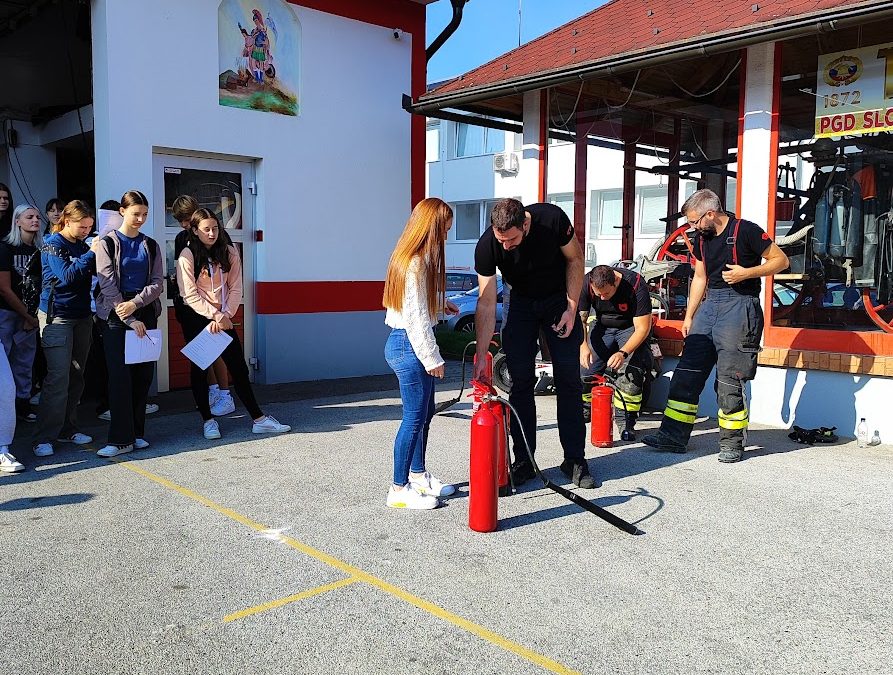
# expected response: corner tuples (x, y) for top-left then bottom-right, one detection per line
(643, 189), (788, 462)
(579, 265), (652, 441)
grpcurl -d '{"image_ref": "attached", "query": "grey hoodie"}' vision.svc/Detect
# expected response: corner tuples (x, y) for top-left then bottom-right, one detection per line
(94, 231), (164, 325)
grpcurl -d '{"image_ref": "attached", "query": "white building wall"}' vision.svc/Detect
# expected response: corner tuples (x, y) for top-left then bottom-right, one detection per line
(91, 0), (411, 283)
(1, 121), (59, 215)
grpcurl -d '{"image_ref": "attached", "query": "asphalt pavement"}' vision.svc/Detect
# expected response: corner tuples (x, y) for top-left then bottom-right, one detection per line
(2, 369), (891, 674)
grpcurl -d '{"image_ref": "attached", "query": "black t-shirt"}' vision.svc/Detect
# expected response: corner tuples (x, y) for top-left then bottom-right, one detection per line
(579, 267), (651, 329)
(692, 218), (772, 297)
(0, 240), (39, 313)
(474, 203), (574, 299)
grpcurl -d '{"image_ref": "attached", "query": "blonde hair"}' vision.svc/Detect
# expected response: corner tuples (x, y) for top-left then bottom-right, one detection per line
(382, 198), (453, 317)
(55, 200), (93, 234)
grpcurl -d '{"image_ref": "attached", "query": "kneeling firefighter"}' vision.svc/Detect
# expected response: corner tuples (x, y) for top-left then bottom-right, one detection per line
(579, 264), (653, 440)
(643, 189), (788, 463)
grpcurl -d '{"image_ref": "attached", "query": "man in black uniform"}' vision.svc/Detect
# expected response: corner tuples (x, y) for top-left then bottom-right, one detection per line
(643, 189), (788, 463)
(579, 265), (652, 441)
(472, 199), (594, 489)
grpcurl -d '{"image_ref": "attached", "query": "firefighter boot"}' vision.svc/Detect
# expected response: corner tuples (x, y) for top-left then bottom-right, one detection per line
(620, 412), (637, 442)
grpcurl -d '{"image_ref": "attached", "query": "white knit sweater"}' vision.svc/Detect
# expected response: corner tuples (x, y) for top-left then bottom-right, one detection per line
(384, 257), (444, 370)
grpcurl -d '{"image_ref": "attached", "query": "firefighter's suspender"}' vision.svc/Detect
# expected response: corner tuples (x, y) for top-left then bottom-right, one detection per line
(699, 218), (741, 279)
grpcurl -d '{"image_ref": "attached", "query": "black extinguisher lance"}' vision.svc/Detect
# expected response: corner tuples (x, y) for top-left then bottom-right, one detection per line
(483, 392), (643, 536)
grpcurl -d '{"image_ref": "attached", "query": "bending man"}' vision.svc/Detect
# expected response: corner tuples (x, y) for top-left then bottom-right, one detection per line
(472, 199), (593, 488)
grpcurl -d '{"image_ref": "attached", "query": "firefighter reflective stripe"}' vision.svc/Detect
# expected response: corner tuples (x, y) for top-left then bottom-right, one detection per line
(613, 391), (642, 412)
(719, 408), (749, 429)
(582, 393), (593, 404)
(664, 399), (697, 424)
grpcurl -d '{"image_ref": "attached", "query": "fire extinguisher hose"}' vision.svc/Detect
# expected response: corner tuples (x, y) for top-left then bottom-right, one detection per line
(433, 340), (479, 414)
(485, 393), (643, 536)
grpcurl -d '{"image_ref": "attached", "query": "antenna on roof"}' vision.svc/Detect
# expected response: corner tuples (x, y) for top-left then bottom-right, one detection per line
(518, 0), (522, 47)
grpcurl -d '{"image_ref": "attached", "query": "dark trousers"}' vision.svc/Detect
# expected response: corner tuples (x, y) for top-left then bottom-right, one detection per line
(582, 323), (651, 422)
(502, 291), (585, 461)
(179, 307), (262, 422)
(659, 288), (763, 449)
(86, 315), (109, 414)
(103, 310), (157, 446)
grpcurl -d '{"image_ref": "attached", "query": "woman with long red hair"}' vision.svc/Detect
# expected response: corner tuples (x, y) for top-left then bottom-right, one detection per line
(382, 198), (458, 510)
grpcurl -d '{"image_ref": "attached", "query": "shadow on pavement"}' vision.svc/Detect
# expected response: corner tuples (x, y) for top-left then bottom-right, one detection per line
(0, 492), (95, 511)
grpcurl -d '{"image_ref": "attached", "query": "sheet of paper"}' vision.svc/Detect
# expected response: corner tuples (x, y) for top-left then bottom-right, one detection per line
(125, 329), (163, 364)
(180, 325), (233, 370)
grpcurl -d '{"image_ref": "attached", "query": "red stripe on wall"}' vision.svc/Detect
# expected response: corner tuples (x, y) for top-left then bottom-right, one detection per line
(257, 281), (385, 314)
(289, 0), (422, 32)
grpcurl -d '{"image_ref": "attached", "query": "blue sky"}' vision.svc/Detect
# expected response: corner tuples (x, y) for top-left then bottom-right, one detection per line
(425, 0), (607, 84)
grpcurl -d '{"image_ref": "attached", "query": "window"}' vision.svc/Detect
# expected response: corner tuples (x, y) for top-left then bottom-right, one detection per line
(454, 122), (505, 158)
(453, 202), (482, 241)
(638, 185), (668, 235)
(548, 192), (575, 222)
(426, 120), (440, 163)
(590, 189), (623, 237)
(768, 23), (893, 343)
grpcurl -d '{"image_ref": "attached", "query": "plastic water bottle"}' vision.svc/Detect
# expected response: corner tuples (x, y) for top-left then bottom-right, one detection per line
(857, 418), (868, 448)
(870, 430), (881, 446)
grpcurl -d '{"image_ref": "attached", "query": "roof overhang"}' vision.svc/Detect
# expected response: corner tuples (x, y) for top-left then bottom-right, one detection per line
(410, 1), (893, 115)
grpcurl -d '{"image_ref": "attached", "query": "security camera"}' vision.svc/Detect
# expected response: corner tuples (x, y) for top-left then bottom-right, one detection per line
(393, 28), (403, 40)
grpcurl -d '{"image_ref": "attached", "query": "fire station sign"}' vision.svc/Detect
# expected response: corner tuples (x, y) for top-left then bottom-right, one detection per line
(815, 42), (893, 138)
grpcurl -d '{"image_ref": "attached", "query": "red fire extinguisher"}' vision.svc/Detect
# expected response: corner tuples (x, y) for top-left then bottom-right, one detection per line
(590, 375), (614, 448)
(469, 380), (499, 532)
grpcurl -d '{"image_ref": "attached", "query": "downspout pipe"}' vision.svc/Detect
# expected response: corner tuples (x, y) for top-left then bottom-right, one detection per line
(426, 0), (468, 62)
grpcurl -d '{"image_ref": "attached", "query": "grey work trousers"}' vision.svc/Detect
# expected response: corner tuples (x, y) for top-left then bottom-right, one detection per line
(0, 308), (38, 399)
(32, 312), (93, 446)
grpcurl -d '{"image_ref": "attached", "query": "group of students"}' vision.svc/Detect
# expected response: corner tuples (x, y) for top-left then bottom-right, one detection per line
(0, 185), (288, 474)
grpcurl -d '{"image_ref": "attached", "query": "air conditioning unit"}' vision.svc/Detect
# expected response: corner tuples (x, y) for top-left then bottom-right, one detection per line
(493, 151), (519, 174)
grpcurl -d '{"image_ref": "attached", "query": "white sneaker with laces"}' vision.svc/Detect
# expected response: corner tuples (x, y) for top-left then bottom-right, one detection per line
(409, 471), (456, 497)
(386, 484), (439, 510)
(57, 432), (92, 445)
(97, 444), (133, 458)
(0, 450), (25, 473)
(252, 415), (290, 434)
(211, 390), (235, 416)
(203, 419), (222, 440)
(145, 403), (159, 415)
(33, 443), (54, 457)
(134, 438), (149, 450)
(98, 410), (111, 421)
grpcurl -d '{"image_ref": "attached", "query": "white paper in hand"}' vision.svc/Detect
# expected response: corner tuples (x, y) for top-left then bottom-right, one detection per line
(181, 325), (232, 370)
(125, 329), (163, 364)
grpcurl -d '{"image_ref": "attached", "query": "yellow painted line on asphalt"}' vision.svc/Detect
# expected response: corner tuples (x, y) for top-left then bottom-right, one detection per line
(223, 577), (359, 623)
(115, 460), (580, 675)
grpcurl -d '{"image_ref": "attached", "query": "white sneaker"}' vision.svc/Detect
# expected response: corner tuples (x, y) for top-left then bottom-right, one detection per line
(134, 438), (149, 450)
(386, 484), (439, 510)
(97, 444), (133, 458)
(252, 415), (290, 434)
(33, 443), (54, 457)
(409, 471), (456, 497)
(57, 432), (92, 445)
(211, 391), (235, 416)
(97, 410), (111, 421)
(0, 450), (25, 473)
(145, 403), (159, 415)
(203, 419), (221, 440)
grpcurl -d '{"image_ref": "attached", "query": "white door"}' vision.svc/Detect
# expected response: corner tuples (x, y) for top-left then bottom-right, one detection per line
(152, 153), (256, 392)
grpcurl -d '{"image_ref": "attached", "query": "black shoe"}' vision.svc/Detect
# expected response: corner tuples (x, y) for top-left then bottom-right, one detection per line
(642, 431), (687, 453)
(559, 459), (596, 489)
(718, 445), (744, 463)
(620, 428), (636, 441)
(510, 459), (536, 485)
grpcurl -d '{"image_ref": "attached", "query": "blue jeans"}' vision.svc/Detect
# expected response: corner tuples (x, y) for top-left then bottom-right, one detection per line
(384, 329), (435, 486)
